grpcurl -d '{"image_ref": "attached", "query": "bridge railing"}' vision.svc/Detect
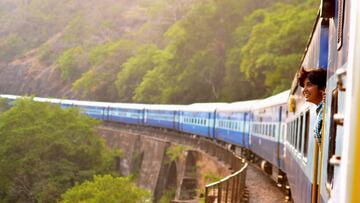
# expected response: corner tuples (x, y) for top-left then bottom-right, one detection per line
(205, 162), (248, 203)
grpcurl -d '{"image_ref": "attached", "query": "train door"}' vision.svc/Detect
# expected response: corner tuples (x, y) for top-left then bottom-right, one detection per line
(174, 111), (180, 130)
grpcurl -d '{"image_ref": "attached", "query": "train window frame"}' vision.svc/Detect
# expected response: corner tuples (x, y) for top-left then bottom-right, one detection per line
(291, 121), (294, 147)
(287, 123), (290, 143)
(326, 88), (339, 193)
(293, 120), (296, 149)
(299, 114), (304, 154)
(303, 110), (310, 164)
(273, 125), (276, 138)
(289, 122), (292, 145)
(295, 118), (299, 152)
(282, 124), (286, 143)
(266, 124), (268, 136)
(291, 121), (294, 148)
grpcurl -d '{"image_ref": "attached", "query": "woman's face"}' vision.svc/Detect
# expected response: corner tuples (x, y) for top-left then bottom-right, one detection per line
(302, 78), (324, 105)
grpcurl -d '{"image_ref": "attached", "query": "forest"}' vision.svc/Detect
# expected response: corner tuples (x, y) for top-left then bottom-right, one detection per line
(0, 98), (150, 202)
(0, 0), (317, 103)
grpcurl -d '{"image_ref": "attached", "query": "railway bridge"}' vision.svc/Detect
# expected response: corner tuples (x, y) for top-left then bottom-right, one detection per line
(98, 122), (248, 203)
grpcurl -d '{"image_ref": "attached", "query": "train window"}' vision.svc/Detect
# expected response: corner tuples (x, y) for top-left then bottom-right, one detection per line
(292, 120), (296, 147)
(273, 125), (276, 137)
(282, 125), (285, 142)
(327, 88), (339, 191)
(295, 118), (299, 151)
(293, 119), (297, 149)
(299, 114), (304, 152)
(259, 124), (262, 135)
(290, 122), (293, 145)
(264, 124), (268, 136)
(265, 124), (268, 136)
(288, 123), (291, 144)
(287, 123), (290, 142)
(269, 125), (272, 137)
(303, 110), (310, 161)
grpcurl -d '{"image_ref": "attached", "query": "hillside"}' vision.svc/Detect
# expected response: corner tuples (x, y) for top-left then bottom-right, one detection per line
(0, 0), (317, 103)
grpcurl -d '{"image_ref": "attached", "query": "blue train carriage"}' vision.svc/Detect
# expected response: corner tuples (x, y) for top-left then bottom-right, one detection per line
(285, 0), (343, 201)
(69, 100), (111, 120)
(250, 90), (289, 173)
(179, 103), (228, 138)
(215, 100), (259, 149)
(108, 103), (147, 125)
(0, 94), (21, 106)
(143, 104), (184, 130)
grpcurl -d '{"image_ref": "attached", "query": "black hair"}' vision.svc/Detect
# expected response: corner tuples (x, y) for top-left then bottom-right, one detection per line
(298, 67), (327, 89)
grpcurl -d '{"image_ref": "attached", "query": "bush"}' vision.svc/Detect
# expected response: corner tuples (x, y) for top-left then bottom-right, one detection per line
(61, 175), (151, 203)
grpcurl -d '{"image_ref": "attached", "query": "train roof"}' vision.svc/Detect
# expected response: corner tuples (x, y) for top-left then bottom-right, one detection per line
(67, 99), (112, 107)
(253, 90), (290, 110)
(145, 104), (185, 111)
(108, 102), (146, 109)
(217, 100), (260, 112)
(0, 94), (21, 100)
(33, 97), (62, 103)
(181, 102), (229, 112)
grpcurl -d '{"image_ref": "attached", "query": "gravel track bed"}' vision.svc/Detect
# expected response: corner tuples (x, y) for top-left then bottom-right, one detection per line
(246, 164), (285, 203)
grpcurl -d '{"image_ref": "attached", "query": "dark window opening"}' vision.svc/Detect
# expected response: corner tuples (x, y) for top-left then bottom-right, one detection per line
(327, 88), (339, 190)
(304, 111), (310, 159)
(299, 114), (304, 152)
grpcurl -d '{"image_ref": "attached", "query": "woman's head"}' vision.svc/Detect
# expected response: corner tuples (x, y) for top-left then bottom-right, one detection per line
(298, 67), (327, 105)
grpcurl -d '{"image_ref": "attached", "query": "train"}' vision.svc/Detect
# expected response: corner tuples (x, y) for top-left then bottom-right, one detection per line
(1, 0), (359, 202)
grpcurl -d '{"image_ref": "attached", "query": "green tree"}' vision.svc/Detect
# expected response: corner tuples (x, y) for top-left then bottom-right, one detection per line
(239, 0), (317, 95)
(72, 39), (139, 101)
(60, 175), (151, 203)
(115, 44), (163, 102)
(0, 34), (26, 62)
(56, 46), (85, 81)
(0, 99), (117, 202)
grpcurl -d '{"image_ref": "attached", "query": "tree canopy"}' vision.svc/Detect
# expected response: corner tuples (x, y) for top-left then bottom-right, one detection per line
(0, 99), (118, 202)
(60, 175), (151, 203)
